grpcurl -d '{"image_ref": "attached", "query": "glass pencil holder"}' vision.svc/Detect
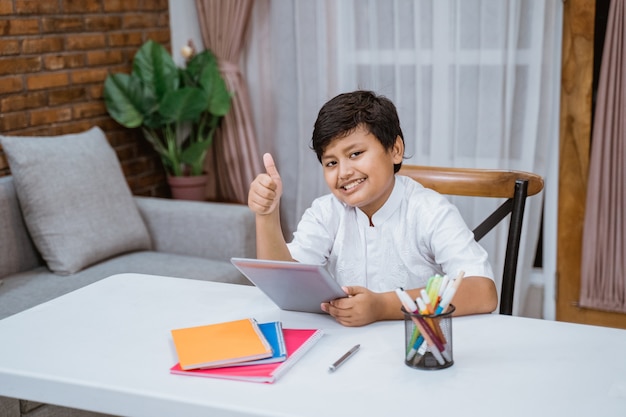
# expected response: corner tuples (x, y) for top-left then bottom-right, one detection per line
(401, 304), (455, 370)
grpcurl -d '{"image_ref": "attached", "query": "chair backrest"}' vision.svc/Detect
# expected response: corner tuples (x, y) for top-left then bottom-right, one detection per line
(398, 165), (544, 315)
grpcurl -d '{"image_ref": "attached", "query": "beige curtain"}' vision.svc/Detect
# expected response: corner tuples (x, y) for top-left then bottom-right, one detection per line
(580, 0), (626, 313)
(195, 0), (261, 203)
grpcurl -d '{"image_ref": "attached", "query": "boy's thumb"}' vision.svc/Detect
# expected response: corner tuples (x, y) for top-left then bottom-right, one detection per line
(342, 286), (356, 297)
(263, 153), (281, 182)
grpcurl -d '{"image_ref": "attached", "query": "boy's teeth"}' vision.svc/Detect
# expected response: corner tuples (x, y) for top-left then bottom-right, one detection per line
(343, 179), (364, 190)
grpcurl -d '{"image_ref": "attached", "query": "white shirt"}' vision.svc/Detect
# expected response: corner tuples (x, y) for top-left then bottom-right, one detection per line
(287, 175), (494, 292)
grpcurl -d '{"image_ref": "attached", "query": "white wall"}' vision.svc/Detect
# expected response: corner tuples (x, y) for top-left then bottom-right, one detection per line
(168, 0), (203, 66)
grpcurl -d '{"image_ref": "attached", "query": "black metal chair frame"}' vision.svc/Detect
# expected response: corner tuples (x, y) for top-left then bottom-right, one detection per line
(472, 179), (529, 315)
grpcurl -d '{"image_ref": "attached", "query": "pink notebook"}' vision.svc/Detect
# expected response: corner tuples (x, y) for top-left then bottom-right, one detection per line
(170, 328), (323, 383)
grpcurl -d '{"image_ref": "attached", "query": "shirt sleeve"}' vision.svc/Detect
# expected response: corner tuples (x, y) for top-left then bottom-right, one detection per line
(420, 192), (495, 281)
(286, 195), (337, 265)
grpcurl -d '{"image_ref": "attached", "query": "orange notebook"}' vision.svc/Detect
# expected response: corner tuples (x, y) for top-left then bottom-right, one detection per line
(170, 328), (324, 383)
(171, 318), (273, 370)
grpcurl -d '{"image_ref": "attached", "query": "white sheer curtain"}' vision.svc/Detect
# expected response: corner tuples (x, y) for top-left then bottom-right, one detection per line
(246, 0), (562, 316)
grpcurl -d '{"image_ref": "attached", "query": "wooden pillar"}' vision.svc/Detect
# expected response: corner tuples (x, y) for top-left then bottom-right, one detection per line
(558, 0), (626, 329)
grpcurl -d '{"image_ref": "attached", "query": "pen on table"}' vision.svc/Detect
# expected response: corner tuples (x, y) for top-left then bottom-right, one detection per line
(328, 344), (360, 372)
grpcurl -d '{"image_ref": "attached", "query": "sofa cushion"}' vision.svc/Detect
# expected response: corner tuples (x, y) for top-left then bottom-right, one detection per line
(0, 177), (42, 279)
(0, 127), (151, 275)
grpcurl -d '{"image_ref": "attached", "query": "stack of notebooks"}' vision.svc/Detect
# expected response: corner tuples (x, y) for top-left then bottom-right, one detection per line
(170, 318), (323, 383)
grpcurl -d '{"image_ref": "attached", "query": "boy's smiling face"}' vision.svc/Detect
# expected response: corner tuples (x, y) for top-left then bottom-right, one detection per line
(320, 125), (404, 220)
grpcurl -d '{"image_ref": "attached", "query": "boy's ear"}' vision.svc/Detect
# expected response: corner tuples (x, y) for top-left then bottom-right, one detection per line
(392, 136), (404, 163)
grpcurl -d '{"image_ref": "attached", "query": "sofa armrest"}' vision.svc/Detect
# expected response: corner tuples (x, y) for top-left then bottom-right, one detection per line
(134, 197), (256, 261)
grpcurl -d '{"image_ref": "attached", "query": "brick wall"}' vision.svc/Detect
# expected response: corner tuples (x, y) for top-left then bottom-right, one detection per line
(0, 0), (171, 197)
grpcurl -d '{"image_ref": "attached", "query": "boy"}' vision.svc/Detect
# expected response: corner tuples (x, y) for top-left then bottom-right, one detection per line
(248, 90), (498, 326)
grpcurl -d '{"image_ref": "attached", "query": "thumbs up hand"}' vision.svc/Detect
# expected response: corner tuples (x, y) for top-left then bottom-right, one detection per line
(248, 153), (283, 215)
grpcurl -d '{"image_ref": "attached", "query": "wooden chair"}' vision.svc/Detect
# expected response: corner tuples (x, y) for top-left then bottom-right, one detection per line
(398, 165), (544, 315)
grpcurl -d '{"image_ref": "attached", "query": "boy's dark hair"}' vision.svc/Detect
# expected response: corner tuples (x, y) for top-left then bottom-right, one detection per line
(311, 90), (405, 173)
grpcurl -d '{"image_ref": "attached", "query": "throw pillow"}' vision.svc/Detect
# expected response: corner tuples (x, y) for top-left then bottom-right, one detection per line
(0, 127), (152, 275)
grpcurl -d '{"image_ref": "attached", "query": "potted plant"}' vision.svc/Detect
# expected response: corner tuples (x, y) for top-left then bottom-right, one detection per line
(103, 40), (231, 200)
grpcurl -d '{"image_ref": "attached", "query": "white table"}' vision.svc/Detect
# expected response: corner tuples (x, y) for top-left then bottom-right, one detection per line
(0, 273), (625, 417)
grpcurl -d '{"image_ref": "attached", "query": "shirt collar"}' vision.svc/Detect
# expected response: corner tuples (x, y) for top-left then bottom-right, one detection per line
(355, 176), (405, 227)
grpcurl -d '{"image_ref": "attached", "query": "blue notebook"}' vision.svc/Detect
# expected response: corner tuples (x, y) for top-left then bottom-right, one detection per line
(223, 321), (287, 367)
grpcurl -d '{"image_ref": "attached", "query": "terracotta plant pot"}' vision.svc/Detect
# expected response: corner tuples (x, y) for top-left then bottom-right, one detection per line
(167, 175), (208, 201)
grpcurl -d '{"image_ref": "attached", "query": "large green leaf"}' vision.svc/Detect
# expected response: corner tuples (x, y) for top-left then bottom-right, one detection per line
(132, 40), (179, 102)
(103, 73), (145, 128)
(158, 88), (208, 124)
(198, 64), (231, 116)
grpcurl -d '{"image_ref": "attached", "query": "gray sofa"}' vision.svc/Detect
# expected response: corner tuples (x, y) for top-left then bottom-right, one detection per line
(0, 176), (256, 416)
(0, 127), (258, 416)
(0, 175), (256, 320)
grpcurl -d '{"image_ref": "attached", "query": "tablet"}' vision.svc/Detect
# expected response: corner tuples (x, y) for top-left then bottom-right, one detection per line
(230, 258), (347, 313)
